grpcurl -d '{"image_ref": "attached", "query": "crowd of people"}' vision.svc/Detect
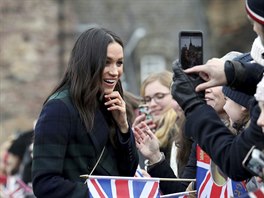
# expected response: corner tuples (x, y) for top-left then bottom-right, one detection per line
(0, 0), (264, 197)
(0, 127), (35, 197)
(170, 0), (264, 193)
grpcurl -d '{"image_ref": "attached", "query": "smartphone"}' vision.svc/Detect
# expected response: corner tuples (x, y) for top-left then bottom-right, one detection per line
(179, 31), (203, 70)
(242, 146), (264, 179)
(138, 104), (152, 120)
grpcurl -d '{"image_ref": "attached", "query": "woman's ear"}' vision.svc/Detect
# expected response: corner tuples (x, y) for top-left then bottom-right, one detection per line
(241, 106), (247, 113)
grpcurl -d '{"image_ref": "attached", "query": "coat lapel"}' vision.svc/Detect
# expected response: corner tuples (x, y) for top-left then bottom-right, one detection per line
(89, 110), (109, 155)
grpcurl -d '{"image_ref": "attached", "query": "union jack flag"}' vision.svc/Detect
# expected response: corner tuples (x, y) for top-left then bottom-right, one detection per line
(249, 186), (264, 198)
(196, 145), (248, 198)
(240, 186), (264, 198)
(86, 175), (160, 198)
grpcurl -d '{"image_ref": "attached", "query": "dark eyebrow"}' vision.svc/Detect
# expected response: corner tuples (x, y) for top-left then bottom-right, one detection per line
(106, 57), (124, 61)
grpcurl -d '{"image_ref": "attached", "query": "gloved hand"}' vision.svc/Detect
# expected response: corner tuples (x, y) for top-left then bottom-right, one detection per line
(171, 60), (205, 116)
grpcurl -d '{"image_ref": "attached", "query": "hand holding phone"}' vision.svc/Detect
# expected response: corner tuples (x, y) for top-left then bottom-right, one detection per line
(138, 104), (152, 120)
(132, 104), (156, 132)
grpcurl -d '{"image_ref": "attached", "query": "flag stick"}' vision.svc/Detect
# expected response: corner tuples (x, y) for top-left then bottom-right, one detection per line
(159, 178), (196, 182)
(80, 174), (195, 182)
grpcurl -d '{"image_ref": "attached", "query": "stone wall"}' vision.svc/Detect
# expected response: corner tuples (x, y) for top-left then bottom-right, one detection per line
(0, 0), (77, 143)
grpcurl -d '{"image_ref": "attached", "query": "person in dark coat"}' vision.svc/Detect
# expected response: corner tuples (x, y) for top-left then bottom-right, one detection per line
(171, 0), (264, 181)
(7, 130), (33, 177)
(171, 60), (263, 181)
(32, 27), (139, 198)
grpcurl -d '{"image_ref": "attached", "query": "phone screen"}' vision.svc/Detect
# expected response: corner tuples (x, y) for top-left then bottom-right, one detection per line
(179, 31), (203, 70)
(138, 104), (152, 120)
(242, 146), (264, 179)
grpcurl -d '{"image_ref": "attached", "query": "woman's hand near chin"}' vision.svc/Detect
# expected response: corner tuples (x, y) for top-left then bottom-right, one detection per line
(104, 91), (128, 133)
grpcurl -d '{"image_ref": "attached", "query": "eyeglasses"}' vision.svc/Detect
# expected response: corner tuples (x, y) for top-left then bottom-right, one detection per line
(143, 92), (170, 104)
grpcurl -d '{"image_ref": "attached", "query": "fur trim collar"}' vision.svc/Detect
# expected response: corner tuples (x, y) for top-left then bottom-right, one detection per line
(251, 37), (264, 66)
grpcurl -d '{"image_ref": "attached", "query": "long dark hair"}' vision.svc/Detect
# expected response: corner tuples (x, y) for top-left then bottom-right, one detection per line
(45, 27), (124, 131)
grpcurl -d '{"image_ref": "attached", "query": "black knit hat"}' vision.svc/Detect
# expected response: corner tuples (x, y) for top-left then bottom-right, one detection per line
(8, 130), (33, 159)
(222, 86), (253, 109)
(245, 0), (264, 25)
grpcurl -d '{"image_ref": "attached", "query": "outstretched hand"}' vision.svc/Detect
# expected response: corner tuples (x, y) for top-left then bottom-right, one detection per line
(133, 122), (161, 164)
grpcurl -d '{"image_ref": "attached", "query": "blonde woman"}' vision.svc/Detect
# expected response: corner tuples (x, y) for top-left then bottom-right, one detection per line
(132, 71), (193, 193)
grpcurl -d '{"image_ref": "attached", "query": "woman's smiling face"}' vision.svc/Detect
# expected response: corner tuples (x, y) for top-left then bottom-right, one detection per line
(144, 80), (174, 121)
(102, 42), (124, 95)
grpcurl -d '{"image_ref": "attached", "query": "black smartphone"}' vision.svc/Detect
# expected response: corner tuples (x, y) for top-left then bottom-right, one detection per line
(179, 31), (203, 70)
(242, 146), (264, 179)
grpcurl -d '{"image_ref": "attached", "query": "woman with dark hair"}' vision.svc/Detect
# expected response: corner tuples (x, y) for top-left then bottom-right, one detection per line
(32, 27), (139, 197)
